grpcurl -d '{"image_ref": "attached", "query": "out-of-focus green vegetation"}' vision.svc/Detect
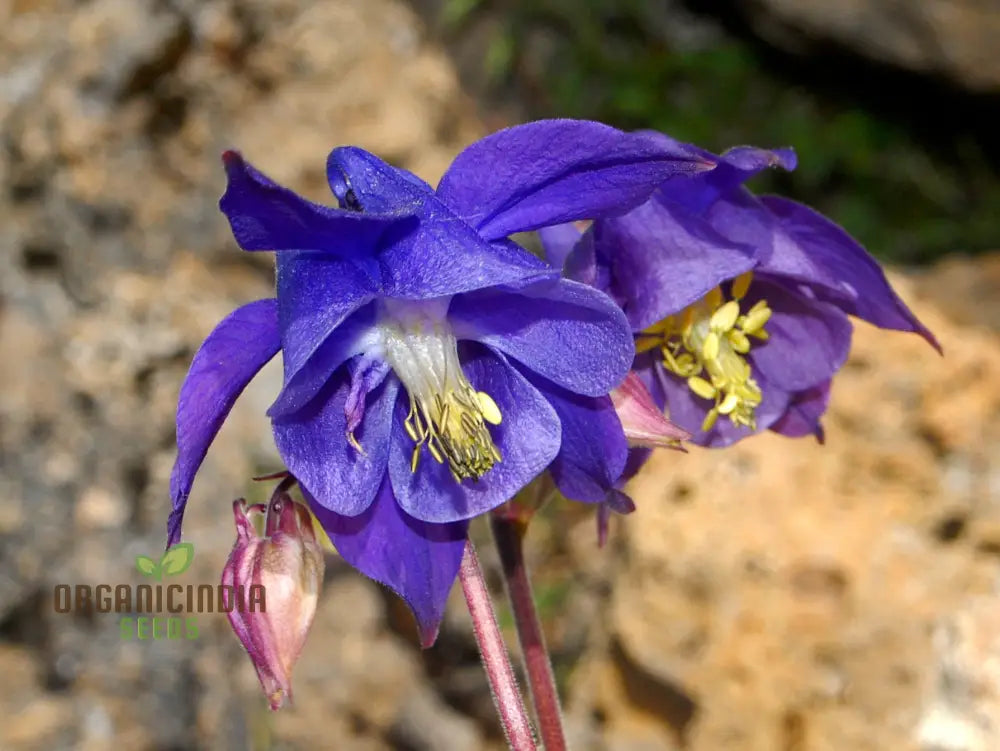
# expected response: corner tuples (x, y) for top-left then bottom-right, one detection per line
(437, 0), (1000, 264)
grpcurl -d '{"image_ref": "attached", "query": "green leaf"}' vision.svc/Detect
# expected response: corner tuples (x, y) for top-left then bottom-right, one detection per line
(159, 542), (195, 577)
(135, 555), (160, 579)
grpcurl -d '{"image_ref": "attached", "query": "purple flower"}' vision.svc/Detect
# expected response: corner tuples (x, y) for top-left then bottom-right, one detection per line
(541, 137), (939, 448)
(168, 120), (712, 643)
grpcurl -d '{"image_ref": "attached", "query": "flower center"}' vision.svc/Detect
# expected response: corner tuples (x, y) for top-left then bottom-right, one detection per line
(635, 272), (772, 433)
(378, 300), (502, 482)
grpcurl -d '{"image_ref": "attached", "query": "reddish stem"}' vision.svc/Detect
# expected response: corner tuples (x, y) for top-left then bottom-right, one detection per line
(489, 513), (567, 751)
(459, 540), (538, 751)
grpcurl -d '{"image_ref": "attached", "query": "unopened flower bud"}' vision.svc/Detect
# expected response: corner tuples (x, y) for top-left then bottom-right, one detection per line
(222, 479), (324, 709)
(610, 371), (690, 449)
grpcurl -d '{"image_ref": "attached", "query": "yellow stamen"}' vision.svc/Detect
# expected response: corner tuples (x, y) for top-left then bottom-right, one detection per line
(742, 302), (772, 335)
(380, 305), (504, 482)
(477, 392), (503, 425)
(638, 272), (772, 432)
(717, 392), (740, 415)
(701, 408), (719, 432)
(635, 336), (662, 354)
(687, 376), (716, 400)
(727, 329), (750, 354)
(402, 381), (501, 481)
(731, 271), (753, 300)
(702, 331), (720, 361)
(709, 300), (740, 331)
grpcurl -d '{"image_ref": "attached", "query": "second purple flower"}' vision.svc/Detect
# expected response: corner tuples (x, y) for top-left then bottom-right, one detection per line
(543, 136), (940, 448)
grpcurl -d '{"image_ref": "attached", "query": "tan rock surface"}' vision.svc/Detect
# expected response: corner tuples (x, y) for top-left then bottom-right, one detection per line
(917, 596), (1000, 751)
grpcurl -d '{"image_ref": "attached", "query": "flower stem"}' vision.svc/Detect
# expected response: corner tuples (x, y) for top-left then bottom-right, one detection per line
(489, 512), (567, 751)
(459, 539), (537, 751)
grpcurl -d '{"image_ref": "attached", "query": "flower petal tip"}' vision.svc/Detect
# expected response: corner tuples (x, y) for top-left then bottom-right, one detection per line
(924, 328), (944, 356)
(221, 149), (243, 169)
(605, 489), (636, 515)
(771, 148), (797, 171)
(268, 688), (292, 711)
(419, 623), (441, 650)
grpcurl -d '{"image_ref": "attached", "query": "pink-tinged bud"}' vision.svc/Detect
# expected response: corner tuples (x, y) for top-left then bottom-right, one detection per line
(222, 480), (324, 710)
(610, 371), (691, 449)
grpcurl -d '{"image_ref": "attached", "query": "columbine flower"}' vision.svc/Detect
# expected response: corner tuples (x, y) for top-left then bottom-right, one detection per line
(168, 120), (712, 643)
(541, 137), (939, 447)
(223, 478), (324, 710)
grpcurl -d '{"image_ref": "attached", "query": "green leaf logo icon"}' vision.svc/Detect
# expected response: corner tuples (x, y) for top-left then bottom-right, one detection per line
(160, 542), (195, 577)
(135, 555), (160, 579)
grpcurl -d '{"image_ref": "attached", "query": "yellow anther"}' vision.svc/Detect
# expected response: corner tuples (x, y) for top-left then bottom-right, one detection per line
(742, 302), (772, 335)
(727, 329), (750, 354)
(687, 376), (716, 400)
(637, 275), (773, 433)
(731, 271), (753, 300)
(709, 300), (740, 332)
(717, 392), (740, 415)
(635, 336), (662, 354)
(702, 331), (720, 361)
(674, 352), (696, 373)
(427, 441), (444, 464)
(680, 308), (695, 331)
(701, 408), (720, 432)
(403, 419), (420, 442)
(662, 347), (697, 377)
(477, 392), (502, 425)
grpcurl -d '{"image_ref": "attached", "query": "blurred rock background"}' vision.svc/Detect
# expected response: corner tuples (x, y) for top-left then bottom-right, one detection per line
(0, 0), (997, 749)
